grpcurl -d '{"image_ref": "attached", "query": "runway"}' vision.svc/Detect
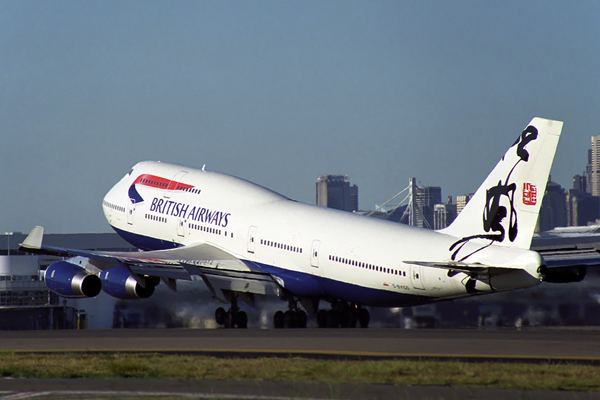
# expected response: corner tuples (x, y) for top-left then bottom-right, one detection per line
(4, 328), (600, 399)
(2, 327), (600, 362)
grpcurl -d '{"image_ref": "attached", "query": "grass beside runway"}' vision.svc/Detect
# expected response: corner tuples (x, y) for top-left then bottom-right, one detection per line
(1, 352), (600, 392)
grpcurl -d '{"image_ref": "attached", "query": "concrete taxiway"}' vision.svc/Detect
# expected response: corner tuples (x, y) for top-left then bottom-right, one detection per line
(1, 327), (600, 362)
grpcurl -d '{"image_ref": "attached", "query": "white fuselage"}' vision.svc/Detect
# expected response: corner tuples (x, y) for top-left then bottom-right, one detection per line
(102, 161), (543, 307)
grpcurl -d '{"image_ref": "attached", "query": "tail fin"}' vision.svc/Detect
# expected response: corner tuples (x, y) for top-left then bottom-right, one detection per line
(440, 117), (562, 250)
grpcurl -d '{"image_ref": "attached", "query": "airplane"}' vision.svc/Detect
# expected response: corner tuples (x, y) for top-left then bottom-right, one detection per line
(19, 117), (598, 328)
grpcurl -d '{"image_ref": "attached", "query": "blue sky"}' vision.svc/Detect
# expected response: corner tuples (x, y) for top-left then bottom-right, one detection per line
(1, 1), (599, 233)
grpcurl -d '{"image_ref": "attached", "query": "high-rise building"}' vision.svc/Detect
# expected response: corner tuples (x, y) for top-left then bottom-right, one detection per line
(568, 136), (600, 226)
(408, 178), (442, 229)
(568, 189), (600, 227)
(433, 203), (457, 230)
(538, 180), (567, 232)
(568, 169), (600, 227)
(590, 136), (600, 196)
(316, 175), (358, 212)
(573, 174), (586, 193)
(585, 149), (594, 194)
(456, 194), (474, 215)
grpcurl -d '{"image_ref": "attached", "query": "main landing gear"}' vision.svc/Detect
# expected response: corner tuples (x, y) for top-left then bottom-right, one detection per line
(316, 301), (370, 328)
(215, 306), (247, 328)
(214, 291), (248, 329)
(213, 292), (370, 329)
(271, 298), (370, 329)
(273, 298), (307, 329)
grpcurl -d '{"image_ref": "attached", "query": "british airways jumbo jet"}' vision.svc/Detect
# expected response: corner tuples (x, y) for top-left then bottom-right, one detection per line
(20, 118), (596, 328)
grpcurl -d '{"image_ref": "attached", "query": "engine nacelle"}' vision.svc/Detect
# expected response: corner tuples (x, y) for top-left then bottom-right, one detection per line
(540, 265), (587, 283)
(99, 265), (156, 299)
(45, 260), (102, 298)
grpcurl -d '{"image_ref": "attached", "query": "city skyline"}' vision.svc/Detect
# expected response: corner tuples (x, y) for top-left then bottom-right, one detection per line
(2, 1), (600, 233)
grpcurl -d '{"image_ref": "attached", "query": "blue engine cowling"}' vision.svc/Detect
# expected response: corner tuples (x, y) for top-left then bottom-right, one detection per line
(99, 265), (156, 299)
(45, 260), (102, 298)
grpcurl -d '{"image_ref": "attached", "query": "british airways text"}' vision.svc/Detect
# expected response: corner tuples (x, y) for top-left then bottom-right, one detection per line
(149, 197), (230, 227)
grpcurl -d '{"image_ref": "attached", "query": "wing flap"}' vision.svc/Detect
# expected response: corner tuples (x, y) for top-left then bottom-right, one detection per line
(201, 274), (282, 297)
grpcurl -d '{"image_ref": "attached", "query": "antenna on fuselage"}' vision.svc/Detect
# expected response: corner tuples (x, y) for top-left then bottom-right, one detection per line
(202, 164), (206, 171)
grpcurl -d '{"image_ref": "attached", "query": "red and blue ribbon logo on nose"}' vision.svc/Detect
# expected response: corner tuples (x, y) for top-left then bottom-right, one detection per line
(128, 174), (195, 204)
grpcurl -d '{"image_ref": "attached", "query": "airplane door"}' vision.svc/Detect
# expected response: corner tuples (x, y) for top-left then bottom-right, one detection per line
(247, 226), (257, 253)
(177, 218), (185, 237)
(410, 264), (425, 290)
(165, 171), (188, 198)
(310, 240), (321, 268)
(127, 205), (133, 225)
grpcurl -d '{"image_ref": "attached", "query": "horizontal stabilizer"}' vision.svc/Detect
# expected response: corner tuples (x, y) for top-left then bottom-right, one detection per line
(406, 260), (519, 275)
(537, 247), (600, 269)
(406, 260), (489, 272)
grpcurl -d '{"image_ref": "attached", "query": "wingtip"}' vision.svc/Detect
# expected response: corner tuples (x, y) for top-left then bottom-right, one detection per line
(20, 226), (44, 249)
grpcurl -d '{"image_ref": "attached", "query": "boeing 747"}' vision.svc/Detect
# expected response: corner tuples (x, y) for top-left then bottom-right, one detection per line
(20, 117), (597, 328)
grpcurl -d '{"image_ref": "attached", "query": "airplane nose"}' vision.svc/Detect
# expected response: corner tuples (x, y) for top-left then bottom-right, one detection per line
(102, 183), (122, 223)
(102, 193), (112, 222)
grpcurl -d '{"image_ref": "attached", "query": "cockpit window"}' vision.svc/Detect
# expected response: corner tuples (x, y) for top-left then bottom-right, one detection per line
(127, 168), (134, 176)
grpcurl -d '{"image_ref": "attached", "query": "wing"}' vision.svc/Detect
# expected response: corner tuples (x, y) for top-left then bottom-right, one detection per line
(19, 226), (282, 302)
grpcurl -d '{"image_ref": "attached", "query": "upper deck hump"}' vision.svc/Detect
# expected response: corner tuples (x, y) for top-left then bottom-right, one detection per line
(130, 161), (289, 206)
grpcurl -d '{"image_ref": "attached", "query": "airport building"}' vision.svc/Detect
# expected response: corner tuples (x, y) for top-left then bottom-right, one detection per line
(0, 232), (135, 330)
(0, 255), (60, 330)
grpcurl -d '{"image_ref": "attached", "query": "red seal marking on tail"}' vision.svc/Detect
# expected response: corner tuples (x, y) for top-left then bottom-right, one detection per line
(523, 183), (537, 206)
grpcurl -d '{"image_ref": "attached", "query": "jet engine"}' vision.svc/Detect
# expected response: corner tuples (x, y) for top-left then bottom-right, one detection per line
(45, 260), (102, 298)
(99, 264), (157, 299)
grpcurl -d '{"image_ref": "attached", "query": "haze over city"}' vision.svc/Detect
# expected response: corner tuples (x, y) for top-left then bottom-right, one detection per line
(2, 1), (599, 233)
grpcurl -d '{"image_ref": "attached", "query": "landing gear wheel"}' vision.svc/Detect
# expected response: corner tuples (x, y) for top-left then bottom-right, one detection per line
(236, 311), (248, 329)
(215, 307), (226, 326)
(317, 309), (327, 328)
(274, 310), (284, 329)
(284, 310), (297, 328)
(340, 308), (354, 328)
(214, 291), (252, 329)
(223, 311), (234, 328)
(358, 308), (370, 328)
(274, 296), (310, 329)
(296, 310), (308, 328)
(326, 309), (340, 328)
